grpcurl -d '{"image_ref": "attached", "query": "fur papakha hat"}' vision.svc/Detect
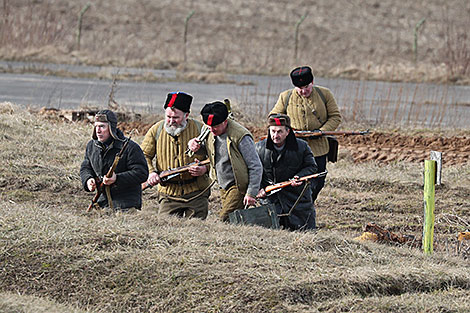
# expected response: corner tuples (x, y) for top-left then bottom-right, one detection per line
(290, 66), (314, 87)
(164, 92), (193, 113)
(200, 101), (228, 126)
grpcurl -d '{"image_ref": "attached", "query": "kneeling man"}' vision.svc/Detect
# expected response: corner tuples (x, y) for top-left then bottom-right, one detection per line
(256, 114), (318, 230)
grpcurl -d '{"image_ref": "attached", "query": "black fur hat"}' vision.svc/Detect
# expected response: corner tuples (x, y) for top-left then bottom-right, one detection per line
(201, 101), (228, 126)
(164, 92), (193, 113)
(290, 66), (314, 87)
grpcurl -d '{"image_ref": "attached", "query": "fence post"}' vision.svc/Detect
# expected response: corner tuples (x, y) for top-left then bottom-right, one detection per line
(413, 18), (426, 63)
(76, 3), (91, 50)
(294, 13), (307, 63)
(183, 10), (195, 63)
(423, 159), (436, 254)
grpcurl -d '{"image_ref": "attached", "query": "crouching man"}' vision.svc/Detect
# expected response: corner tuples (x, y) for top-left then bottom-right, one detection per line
(80, 110), (149, 212)
(188, 101), (262, 221)
(256, 114), (318, 230)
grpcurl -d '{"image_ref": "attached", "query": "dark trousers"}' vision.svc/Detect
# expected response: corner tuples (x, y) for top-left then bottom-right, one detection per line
(311, 154), (327, 203)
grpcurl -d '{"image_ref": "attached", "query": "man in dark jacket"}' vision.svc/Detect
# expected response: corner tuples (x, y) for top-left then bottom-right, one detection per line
(256, 114), (318, 230)
(80, 110), (149, 211)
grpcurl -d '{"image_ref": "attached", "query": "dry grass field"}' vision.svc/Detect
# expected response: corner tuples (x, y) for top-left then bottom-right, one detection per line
(1, 1), (470, 311)
(1, 0), (470, 84)
(1, 102), (470, 312)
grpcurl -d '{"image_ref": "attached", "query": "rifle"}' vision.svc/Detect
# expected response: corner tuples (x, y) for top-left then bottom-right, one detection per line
(259, 129), (369, 141)
(184, 98), (233, 157)
(142, 159), (210, 191)
(264, 171), (328, 195)
(293, 129), (369, 138)
(224, 98), (234, 120)
(185, 126), (211, 157)
(86, 130), (134, 212)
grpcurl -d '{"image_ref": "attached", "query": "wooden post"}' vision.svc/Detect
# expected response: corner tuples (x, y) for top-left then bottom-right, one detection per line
(183, 10), (195, 63)
(76, 3), (91, 50)
(294, 13), (307, 63)
(413, 18), (425, 63)
(423, 160), (436, 254)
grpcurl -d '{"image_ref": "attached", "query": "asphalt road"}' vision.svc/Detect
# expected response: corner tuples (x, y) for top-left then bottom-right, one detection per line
(1, 62), (469, 128)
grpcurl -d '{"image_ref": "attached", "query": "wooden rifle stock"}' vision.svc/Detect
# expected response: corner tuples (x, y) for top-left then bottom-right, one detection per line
(142, 159), (210, 191)
(86, 131), (133, 212)
(264, 171), (328, 194)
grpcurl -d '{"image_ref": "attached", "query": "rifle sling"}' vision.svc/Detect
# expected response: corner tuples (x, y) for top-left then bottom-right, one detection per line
(277, 180), (311, 217)
(105, 185), (113, 209)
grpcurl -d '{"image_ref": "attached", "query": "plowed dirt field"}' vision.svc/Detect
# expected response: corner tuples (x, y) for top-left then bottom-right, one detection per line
(120, 121), (470, 165)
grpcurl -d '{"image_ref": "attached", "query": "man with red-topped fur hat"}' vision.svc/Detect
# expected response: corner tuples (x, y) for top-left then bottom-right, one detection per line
(270, 66), (342, 220)
(187, 101), (263, 221)
(256, 114), (318, 230)
(140, 92), (212, 219)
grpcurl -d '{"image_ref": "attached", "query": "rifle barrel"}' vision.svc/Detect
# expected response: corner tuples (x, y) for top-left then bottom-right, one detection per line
(265, 171), (328, 193)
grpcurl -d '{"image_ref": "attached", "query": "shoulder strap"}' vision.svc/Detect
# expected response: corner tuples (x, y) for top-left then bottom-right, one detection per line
(314, 86), (327, 106)
(283, 89), (294, 112)
(155, 121), (164, 142)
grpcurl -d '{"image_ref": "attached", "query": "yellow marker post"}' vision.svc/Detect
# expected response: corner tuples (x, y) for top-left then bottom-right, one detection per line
(423, 160), (436, 254)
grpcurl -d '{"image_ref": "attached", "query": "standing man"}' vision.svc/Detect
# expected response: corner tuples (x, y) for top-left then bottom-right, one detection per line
(256, 114), (318, 230)
(80, 110), (149, 212)
(140, 92), (212, 219)
(270, 66), (342, 206)
(188, 101), (263, 221)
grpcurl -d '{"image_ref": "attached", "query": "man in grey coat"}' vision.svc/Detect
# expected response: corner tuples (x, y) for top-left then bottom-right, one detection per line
(256, 114), (318, 230)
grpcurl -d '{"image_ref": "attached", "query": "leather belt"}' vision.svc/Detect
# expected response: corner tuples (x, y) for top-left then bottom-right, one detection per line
(166, 177), (198, 186)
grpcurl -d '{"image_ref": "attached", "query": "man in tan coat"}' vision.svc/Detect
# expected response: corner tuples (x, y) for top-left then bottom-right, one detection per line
(140, 92), (212, 219)
(270, 66), (342, 209)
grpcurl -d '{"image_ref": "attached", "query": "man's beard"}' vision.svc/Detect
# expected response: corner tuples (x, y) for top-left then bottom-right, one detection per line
(164, 119), (188, 136)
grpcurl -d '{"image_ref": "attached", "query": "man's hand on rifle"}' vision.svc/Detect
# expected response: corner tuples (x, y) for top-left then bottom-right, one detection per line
(188, 159), (208, 177)
(102, 172), (116, 185)
(256, 188), (267, 199)
(147, 171), (161, 187)
(87, 178), (96, 192)
(290, 176), (303, 187)
(187, 138), (201, 153)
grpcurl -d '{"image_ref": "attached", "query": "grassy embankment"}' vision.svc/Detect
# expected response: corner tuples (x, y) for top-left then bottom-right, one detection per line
(1, 103), (470, 312)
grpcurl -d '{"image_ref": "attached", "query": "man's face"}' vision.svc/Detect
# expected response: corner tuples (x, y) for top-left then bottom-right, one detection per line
(269, 125), (290, 147)
(94, 121), (111, 142)
(165, 107), (188, 127)
(209, 120), (228, 136)
(295, 82), (313, 98)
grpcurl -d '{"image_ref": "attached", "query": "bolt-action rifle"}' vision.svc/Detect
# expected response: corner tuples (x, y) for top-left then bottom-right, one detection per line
(264, 171), (328, 195)
(142, 159), (210, 191)
(292, 129), (369, 138)
(87, 130), (134, 212)
(260, 129), (369, 141)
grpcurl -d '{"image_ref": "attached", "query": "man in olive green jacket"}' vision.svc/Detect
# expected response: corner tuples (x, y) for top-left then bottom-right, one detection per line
(188, 101), (263, 221)
(270, 66), (342, 206)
